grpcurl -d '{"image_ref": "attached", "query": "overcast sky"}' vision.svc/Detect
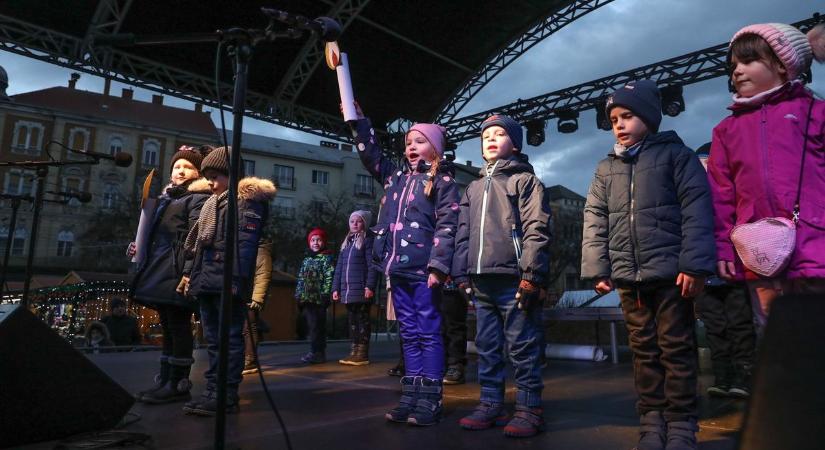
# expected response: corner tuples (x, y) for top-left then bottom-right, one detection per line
(1, 0), (822, 196)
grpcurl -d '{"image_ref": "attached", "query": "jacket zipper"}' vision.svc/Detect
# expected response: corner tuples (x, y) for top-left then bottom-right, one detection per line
(344, 243), (353, 302)
(760, 106), (777, 214)
(629, 159), (642, 284)
(385, 174), (414, 277)
(511, 224), (522, 266)
(476, 161), (499, 273)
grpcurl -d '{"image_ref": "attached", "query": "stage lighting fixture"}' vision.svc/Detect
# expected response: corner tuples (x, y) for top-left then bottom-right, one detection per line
(556, 109), (579, 134)
(525, 120), (546, 147)
(660, 84), (685, 117)
(595, 98), (612, 131)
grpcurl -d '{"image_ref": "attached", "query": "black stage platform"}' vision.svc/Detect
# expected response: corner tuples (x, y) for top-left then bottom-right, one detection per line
(22, 341), (742, 449)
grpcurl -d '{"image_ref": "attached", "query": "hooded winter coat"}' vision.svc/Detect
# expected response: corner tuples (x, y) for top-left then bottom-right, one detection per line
(131, 178), (210, 308)
(452, 155), (552, 284)
(295, 251), (335, 305)
(581, 131), (716, 284)
(187, 177), (276, 299)
(708, 82), (825, 279)
(352, 118), (460, 281)
(332, 234), (378, 304)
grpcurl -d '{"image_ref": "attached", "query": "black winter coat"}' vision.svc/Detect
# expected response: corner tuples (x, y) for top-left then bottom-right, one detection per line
(452, 155), (553, 284)
(332, 234), (378, 304)
(131, 179), (210, 308)
(187, 177), (276, 300)
(581, 131), (716, 284)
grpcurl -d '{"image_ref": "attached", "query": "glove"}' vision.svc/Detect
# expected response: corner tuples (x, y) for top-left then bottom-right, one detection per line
(248, 300), (263, 311)
(515, 279), (539, 310)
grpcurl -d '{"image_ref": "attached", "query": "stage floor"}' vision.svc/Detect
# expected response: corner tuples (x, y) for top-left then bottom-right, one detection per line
(24, 341), (743, 449)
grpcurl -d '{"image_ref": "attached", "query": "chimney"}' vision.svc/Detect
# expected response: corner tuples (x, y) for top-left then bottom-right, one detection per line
(195, 102), (203, 113)
(466, 160), (473, 167)
(68, 72), (80, 89)
(103, 78), (111, 97)
(151, 94), (163, 105)
(121, 88), (133, 100)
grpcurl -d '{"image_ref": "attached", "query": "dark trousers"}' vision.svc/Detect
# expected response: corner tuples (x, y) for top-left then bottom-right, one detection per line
(441, 289), (468, 367)
(696, 284), (755, 375)
(157, 304), (194, 359)
(198, 294), (247, 392)
(618, 282), (698, 422)
(346, 302), (371, 345)
(302, 303), (327, 353)
(243, 309), (261, 364)
(472, 275), (543, 407)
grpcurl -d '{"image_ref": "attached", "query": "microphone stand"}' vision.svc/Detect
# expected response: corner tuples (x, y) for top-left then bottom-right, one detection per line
(0, 193), (32, 301)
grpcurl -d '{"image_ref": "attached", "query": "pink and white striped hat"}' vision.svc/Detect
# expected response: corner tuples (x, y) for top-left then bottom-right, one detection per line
(731, 22), (825, 81)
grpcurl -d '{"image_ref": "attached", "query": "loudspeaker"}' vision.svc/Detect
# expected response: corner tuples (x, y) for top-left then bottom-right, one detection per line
(738, 295), (825, 450)
(0, 304), (135, 448)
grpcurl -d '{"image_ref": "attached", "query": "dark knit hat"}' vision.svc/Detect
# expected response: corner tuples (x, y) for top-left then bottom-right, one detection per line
(200, 146), (230, 175)
(606, 79), (662, 133)
(695, 142), (711, 157)
(169, 146), (204, 173)
(481, 114), (523, 151)
(307, 227), (328, 246)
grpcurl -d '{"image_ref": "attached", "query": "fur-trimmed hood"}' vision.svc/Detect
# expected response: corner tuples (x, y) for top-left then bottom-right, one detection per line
(187, 178), (212, 194)
(239, 176), (277, 202)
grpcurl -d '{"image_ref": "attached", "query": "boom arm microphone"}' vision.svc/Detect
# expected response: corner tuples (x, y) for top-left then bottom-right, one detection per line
(46, 191), (93, 203)
(67, 148), (133, 167)
(260, 8), (342, 42)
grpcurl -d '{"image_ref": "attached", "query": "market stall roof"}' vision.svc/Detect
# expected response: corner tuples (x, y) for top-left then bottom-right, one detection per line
(0, 0), (578, 139)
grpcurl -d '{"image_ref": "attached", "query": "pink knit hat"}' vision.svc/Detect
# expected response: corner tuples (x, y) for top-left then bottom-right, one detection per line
(407, 123), (447, 157)
(731, 23), (825, 81)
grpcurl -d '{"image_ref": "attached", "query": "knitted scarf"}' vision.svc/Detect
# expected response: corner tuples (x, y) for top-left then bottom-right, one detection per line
(184, 190), (227, 254)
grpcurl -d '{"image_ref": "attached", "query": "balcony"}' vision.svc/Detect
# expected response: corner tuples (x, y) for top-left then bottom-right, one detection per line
(353, 183), (375, 198)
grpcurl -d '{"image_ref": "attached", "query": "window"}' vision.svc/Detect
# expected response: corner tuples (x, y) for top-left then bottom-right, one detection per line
(102, 183), (119, 209)
(0, 227), (7, 254)
(273, 164), (295, 190)
(109, 136), (124, 156)
(63, 176), (85, 207)
(242, 159), (256, 177)
(355, 174), (373, 196)
(142, 139), (160, 167)
(11, 120), (44, 155)
(3, 170), (36, 196)
(310, 199), (326, 216)
(10, 227), (27, 256)
(312, 170), (329, 185)
(271, 197), (295, 218)
(66, 127), (91, 160)
(57, 231), (74, 257)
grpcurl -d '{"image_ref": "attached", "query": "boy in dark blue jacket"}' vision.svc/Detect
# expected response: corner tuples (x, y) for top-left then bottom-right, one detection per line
(180, 146), (276, 417)
(453, 114), (552, 438)
(581, 80), (716, 450)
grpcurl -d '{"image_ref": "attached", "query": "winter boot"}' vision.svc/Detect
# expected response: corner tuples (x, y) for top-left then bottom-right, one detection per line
(728, 363), (752, 398)
(443, 364), (465, 385)
(183, 388), (214, 413)
(135, 355), (170, 401)
(706, 363), (732, 397)
(665, 419), (698, 450)
(142, 357), (193, 404)
(342, 343), (370, 366)
(338, 342), (358, 365)
(503, 405), (545, 438)
(184, 388), (240, 417)
(407, 377), (443, 426)
(387, 359), (405, 377)
(459, 402), (509, 430)
(634, 410), (667, 450)
(385, 376), (418, 423)
(242, 358), (259, 375)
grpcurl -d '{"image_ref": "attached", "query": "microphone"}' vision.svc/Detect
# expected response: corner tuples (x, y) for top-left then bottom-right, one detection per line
(260, 8), (342, 42)
(47, 191), (93, 203)
(67, 148), (133, 167)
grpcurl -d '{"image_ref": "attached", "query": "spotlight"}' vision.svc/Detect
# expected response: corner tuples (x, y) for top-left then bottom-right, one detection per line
(525, 120), (546, 147)
(595, 98), (612, 131)
(556, 109), (579, 134)
(660, 84), (685, 117)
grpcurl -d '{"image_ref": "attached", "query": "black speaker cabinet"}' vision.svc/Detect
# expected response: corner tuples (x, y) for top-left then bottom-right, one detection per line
(738, 294), (825, 450)
(0, 304), (135, 448)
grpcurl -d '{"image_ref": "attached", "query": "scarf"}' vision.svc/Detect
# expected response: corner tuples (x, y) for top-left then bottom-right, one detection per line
(184, 190), (227, 254)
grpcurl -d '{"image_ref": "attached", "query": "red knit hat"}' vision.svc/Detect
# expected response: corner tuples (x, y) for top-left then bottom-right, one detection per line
(307, 227), (328, 247)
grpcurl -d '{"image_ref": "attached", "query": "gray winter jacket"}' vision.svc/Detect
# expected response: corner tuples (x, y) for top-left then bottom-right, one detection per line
(452, 155), (552, 284)
(581, 131), (716, 284)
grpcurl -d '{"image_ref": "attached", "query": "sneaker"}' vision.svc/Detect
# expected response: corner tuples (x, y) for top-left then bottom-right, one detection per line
(727, 384), (750, 398)
(387, 362), (404, 377)
(728, 364), (752, 399)
(443, 365), (465, 385)
(706, 382), (730, 397)
(301, 352), (326, 364)
(636, 410), (666, 450)
(503, 406), (546, 438)
(242, 361), (259, 375)
(459, 402), (509, 430)
(665, 419), (698, 450)
(184, 393), (240, 417)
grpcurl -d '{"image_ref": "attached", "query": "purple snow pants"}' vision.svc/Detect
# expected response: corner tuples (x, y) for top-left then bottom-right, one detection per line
(391, 276), (444, 379)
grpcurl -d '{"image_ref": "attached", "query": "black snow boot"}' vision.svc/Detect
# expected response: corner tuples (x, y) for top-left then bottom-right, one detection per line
(635, 410), (667, 450)
(135, 355), (170, 401)
(385, 376), (418, 423)
(407, 377), (443, 426)
(142, 357), (193, 404)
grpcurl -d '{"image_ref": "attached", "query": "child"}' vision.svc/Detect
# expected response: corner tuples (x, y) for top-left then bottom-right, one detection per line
(332, 210), (378, 366)
(707, 23), (825, 338)
(242, 239), (273, 375)
(180, 146), (276, 416)
(581, 79), (716, 450)
(694, 145), (756, 399)
(452, 114), (552, 438)
(295, 227), (335, 364)
(347, 103), (459, 426)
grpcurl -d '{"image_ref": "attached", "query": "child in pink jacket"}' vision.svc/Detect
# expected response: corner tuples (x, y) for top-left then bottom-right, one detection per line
(707, 22), (825, 337)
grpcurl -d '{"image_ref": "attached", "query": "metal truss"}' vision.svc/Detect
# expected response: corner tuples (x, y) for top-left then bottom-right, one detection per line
(0, 14), (352, 141)
(444, 13), (822, 143)
(436, 0), (615, 123)
(275, 0), (371, 103)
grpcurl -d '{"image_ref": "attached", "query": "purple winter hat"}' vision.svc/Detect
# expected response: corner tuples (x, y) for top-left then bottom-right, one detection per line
(407, 123), (447, 157)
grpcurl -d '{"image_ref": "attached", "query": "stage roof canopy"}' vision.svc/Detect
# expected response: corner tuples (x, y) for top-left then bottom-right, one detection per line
(0, 0), (585, 140)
